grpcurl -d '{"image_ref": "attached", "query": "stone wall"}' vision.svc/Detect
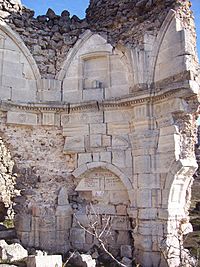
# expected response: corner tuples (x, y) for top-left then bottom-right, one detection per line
(0, 132), (16, 222)
(0, 0), (197, 79)
(0, 1), (199, 266)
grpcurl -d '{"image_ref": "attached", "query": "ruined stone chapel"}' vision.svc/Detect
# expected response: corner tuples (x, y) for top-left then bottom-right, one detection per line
(0, 0), (199, 266)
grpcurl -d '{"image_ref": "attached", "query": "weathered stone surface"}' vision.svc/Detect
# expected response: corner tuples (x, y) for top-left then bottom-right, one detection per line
(27, 255), (62, 267)
(68, 252), (96, 267)
(0, 1), (198, 267)
(0, 240), (28, 263)
(121, 257), (132, 267)
(120, 245), (132, 258)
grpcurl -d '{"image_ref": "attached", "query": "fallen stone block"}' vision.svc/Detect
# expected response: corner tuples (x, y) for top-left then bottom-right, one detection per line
(68, 252), (96, 267)
(0, 240), (28, 263)
(26, 255), (62, 267)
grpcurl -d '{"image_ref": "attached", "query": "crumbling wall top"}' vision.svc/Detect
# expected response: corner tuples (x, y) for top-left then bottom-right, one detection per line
(0, 0), (196, 79)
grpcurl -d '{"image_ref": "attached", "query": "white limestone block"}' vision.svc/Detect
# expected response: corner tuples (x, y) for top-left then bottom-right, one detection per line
(62, 124), (89, 136)
(136, 189), (152, 208)
(92, 152), (100, 161)
(39, 90), (61, 102)
(138, 208), (157, 220)
(112, 150), (126, 168)
(100, 151), (111, 163)
(107, 123), (131, 135)
(90, 204), (116, 214)
(73, 164), (88, 178)
(2, 75), (26, 89)
(0, 85), (11, 100)
(138, 174), (160, 189)
(102, 135), (112, 147)
(7, 111), (37, 125)
(105, 110), (133, 123)
(4, 50), (20, 63)
(105, 85), (129, 99)
(3, 61), (23, 78)
(109, 191), (129, 205)
(90, 123), (106, 135)
(63, 136), (85, 153)
(63, 90), (82, 103)
(27, 255), (62, 267)
(63, 77), (79, 91)
(61, 112), (103, 125)
(42, 112), (55, 125)
(134, 155), (151, 174)
(90, 134), (102, 148)
(78, 153), (92, 166)
(11, 87), (36, 102)
(83, 88), (104, 101)
(112, 135), (129, 150)
(153, 153), (175, 173)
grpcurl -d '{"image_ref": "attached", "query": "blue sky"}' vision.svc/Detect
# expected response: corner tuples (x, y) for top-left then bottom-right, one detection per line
(21, 0), (90, 18)
(191, 0), (200, 58)
(21, 0), (200, 57)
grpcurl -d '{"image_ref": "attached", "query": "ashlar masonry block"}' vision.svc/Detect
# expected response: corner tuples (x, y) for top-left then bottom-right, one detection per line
(90, 123), (106, 135)
(90, 134), (102, 148)
(136, 189), (152, 208)
(100, 151), (111, 162)
(78, 153), (92, 166)
(134, 155), (151, 174)
(7, 111), (37, 126)
(27, 255), (62, 267)
(138, 174), (160, 189)
(63, 136), (85, 153)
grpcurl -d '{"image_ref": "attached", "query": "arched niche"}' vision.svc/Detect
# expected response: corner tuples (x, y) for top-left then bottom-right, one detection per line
(149, 9), (196, 90)
(57, 30), (134, 102)
(0, 21), (40, 102)
(164, 159), (197, 219)
(75, 167), (130, 206)
(70, 166), (134, 252)
(72, 162), (133, 200)
(157, 159), (197, 266)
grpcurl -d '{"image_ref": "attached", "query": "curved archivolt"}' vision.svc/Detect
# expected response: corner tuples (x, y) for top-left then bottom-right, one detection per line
(57, 30), (134, 102)
(0, 21), (40, 102)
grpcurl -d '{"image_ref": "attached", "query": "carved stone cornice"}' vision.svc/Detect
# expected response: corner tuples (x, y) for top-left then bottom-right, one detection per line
(0, 82), (198, 115)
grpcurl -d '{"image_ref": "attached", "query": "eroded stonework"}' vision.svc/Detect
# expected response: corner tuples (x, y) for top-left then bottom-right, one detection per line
(0, 1), (199, 266)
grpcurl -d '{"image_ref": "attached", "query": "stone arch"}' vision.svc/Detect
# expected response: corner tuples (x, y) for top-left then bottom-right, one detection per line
(0, 21), (40, 81)
(72, 161), (134, 204)
(56, 30), (133, 102)
(148, 9), (176, 86)
(164, 159), (197, 218)
(148, 9), (189, 90)
(56, 30), (93, 82)
(71, 162), (134, 253)
(0, 21), (40, 102)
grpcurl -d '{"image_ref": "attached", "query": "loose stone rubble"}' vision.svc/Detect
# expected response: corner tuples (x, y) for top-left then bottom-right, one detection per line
(67, 252), (96, 267)
(0, 240), (27, 263)
(0, 0), (199, 267)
